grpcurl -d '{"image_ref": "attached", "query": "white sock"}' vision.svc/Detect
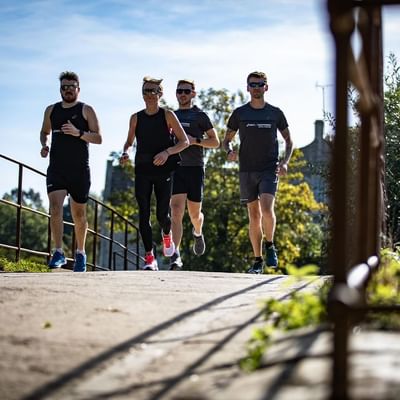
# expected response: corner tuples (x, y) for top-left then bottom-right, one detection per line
(76, 249), (86, 255)
(55, 248), (63, 254)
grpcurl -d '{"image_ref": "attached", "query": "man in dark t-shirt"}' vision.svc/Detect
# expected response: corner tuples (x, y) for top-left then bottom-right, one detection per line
(40, 71), (102, 272)
(169, 79), (220, 270)
(223, 71), (293, 274)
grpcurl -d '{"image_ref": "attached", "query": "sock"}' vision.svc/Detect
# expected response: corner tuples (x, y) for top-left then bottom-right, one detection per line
(255, 256), (263, 262)
(55, 248), (63, 254)
(76, 249), (86, 255)
(265, 241), (274, 248)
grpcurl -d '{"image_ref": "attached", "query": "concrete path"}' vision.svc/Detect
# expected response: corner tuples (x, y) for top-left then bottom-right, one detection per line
(0, 271), (398, 400)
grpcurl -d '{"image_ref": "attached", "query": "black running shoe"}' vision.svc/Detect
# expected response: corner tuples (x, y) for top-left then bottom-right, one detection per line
(169, 253), (183, 270)
(265, 245), (278, 268)
(247, 259), (264, 274)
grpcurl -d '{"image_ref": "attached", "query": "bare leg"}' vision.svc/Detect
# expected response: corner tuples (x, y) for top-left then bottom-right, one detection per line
(247, 200), (262, 257)
(187, 200), (203, 235)
(260, 193), (276, 242)
(70, 198), (88, 252)
(48, 190), (67, 249)
(170, 193), (186, 251)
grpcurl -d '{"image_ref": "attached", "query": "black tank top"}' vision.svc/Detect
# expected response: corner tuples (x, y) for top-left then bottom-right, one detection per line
(134, 108), (177, 175)
(49, 102), (89, 170)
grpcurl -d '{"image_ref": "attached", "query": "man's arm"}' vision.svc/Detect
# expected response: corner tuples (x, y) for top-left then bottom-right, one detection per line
(39, 105), (53, 158)
(222, 128), (238, 161)
(195, 127), (220, 149)
(277, 127), (293, 176)
(60, 104), (102, 144)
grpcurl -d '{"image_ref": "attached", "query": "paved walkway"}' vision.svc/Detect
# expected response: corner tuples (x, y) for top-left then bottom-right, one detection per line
(0, 271), (398, 400)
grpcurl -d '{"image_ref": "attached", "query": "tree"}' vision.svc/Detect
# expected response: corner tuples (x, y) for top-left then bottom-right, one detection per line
(384, 53), (400, 245)
(0, 188), (48, 254)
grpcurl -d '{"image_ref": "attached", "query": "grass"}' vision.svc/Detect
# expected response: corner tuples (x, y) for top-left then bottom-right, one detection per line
(0, 257), (50, 273)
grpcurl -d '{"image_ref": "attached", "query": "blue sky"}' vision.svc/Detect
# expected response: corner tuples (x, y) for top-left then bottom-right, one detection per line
(1, 0), (399, 205)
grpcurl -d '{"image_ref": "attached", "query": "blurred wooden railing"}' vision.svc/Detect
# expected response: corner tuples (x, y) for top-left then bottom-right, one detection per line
(327, 1), (400, 399)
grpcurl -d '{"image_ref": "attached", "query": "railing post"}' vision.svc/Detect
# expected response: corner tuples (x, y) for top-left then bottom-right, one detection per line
(92, 201), (98, 271)
(15, 164), (24, 262)
(108, 211), (114, 270)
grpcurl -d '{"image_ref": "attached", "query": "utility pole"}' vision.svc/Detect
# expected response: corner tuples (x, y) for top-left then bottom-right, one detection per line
(315, 82), (333, 118)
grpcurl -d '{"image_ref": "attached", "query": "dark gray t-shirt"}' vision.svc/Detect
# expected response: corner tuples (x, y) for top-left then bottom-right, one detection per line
(227, 102), (288, 172)
(174, 106), (214, 167)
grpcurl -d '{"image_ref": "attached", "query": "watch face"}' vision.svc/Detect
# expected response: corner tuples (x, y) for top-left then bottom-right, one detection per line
(196, 138), (201, 143)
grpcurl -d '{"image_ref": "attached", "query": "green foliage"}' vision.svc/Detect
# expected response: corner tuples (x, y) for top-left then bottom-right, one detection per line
(241, 248), (400, 372)
(0, 256), (49, 272)
(0, 188), (49, 252)
(384, 53), (400, 245)
(365, 248), (400, 330)
(241, 271), (330, 372)
(275, 150), (325, 269)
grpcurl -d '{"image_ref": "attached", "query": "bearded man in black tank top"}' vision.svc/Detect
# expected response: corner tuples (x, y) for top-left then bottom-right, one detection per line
(119, 77), (189, 271)
(223, 71), (293, 274)
(40, 71), (102, 272)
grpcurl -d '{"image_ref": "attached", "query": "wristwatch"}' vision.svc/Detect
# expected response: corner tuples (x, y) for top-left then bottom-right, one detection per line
(79, 129), (85, 138)
(196, 137), (202, 144)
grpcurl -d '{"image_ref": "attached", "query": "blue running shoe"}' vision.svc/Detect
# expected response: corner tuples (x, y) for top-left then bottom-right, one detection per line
(247, 259), (264, 274)
(48, 250), (66, 269)
(266, 245), (278, 268)
(73, 252), (87, 272)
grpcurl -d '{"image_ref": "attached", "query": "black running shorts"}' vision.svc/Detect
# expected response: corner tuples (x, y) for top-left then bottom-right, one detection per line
(172, 166), (204, 203)
(46, 167), (91, 204)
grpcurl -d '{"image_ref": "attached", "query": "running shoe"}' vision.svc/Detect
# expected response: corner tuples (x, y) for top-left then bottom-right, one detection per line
(73, 252), (87, 272)
(169, 252), (183, 270)
(143, 253), (158, 271)
(48, 250), (67, 269)
(265, 245), (278, 268)
(247, 259), (264, 274)
(192, 229), (205, 255)
(162, 232), (175, 257)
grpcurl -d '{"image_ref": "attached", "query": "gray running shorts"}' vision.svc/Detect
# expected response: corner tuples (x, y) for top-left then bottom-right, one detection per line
(239, 169), (278, 204)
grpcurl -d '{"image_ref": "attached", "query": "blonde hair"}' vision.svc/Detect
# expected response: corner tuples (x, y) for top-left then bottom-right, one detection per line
(143, 76), (163, 91)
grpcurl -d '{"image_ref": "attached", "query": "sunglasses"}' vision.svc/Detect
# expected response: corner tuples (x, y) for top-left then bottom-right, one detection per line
(248, 82), (266, 88)
(60, 84), (78, 91)
(142, 88), (161, 95)
(176, 89), (192, 95)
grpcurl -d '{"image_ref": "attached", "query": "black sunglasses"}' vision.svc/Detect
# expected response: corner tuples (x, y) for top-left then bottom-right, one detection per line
(60, 84), (78, 91)
(176, 89), (192, 95)
(248, 82), (266, 88)
(142, 88), (160, 95)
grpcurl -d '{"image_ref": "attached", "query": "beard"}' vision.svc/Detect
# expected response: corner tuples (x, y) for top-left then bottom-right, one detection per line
(61, 92), (78, 104)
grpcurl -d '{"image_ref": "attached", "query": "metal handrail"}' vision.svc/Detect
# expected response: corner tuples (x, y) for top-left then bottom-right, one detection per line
(0, 153), (141, 270)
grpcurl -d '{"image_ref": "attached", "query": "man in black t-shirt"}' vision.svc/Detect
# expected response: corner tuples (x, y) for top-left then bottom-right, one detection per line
(223, 71), (293, 274)
(170, 79), (220, 270)
(40, 71), (102, 272)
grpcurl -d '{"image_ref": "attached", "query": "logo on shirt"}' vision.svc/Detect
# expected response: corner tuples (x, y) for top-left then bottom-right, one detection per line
(71, 114), (78, 120)
(181, 122), (191, 128)
(246, 123), (272, 129)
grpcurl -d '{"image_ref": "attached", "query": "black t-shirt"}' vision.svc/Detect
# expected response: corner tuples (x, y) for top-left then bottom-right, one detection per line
(49, 102), (89, 171)
(227, 102), (288, 172)
(174, 106), (213, 167)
